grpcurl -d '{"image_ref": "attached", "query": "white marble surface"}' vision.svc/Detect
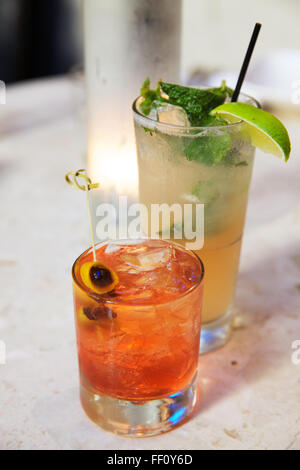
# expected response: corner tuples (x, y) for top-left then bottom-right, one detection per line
(0, 79), (299, 450)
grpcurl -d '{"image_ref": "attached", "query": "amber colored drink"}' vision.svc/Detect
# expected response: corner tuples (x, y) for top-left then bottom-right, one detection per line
(72, 239), (204, 436)
(133, 94), (257, 353)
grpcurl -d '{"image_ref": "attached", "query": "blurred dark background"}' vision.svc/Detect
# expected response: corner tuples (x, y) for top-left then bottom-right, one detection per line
(0, 0), (82, 83)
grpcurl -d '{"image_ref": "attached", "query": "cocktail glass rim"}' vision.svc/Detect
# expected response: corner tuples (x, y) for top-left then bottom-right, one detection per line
(132, 91), (261, 135)
(72, 239), (205, 307)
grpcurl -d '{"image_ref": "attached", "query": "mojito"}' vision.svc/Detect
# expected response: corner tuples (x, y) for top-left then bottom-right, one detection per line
(133, 83), (257, 352)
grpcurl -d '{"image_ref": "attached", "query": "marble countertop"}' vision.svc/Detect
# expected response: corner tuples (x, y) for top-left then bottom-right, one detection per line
(0, 78), (299, 450)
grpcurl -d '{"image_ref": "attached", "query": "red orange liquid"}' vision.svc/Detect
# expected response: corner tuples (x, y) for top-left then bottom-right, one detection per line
(72, 240), (203, 400)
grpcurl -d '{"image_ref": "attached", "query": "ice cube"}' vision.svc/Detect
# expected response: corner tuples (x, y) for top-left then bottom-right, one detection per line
(157, 103), (190, 127)
(104, 239), (144, 254)
(121, 245), (172, 271)
(148, 104), (159, 120)
(104, 243), (122, 254)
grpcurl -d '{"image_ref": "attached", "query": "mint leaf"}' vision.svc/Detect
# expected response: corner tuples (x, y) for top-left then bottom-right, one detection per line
(140, 77), (165, 115)
(198, 115), (229, 127)
(161, 81), (233, 126)
(221, 144), (249, 167)
(138, 78), (234, 165)
(192, 180), (219, 204)
(139, 78), (233, 125)
(184, 134), (232, 165)
(143, 127), (154, 136)
(182, 114), (232, 164)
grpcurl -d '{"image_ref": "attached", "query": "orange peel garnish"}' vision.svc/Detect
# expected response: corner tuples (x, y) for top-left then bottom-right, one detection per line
(80, 261), (119, 295)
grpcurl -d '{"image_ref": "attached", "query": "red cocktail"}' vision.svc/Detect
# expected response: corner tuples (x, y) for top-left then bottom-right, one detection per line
(72, 239), (204, 436)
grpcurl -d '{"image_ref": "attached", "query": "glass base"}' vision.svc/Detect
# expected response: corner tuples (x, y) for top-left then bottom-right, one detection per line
(200, 307), (233, 354)
(80, 374), (198, 437)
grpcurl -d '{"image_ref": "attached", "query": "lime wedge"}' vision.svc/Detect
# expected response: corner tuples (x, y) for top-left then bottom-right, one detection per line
(210, 103), (291, 161)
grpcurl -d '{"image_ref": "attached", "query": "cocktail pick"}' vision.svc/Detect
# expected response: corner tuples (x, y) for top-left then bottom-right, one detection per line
(65, 169), (99, 262)
(66, 169), (119, 297)
(231, 22), (262, 102)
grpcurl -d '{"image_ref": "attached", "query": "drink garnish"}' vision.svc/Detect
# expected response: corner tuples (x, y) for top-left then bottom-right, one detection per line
(183, 132), (232, 165)
(139, 78), (291, 164)
(80, 261), (119, 295)
(140, 77), (164, 116)
(79, 305), (117, 323)
(160, 81), (233, 126)
(139, 78), (236, 165)
(140, 77), (233, 126)
(66, 169), (119, 294)
(210, 103), (291, 161)
(65, 169), (99, 261)
(137, 23), (290, 165)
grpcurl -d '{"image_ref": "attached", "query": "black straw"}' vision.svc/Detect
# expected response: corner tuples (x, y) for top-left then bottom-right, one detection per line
(231, 22), (262, 102)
